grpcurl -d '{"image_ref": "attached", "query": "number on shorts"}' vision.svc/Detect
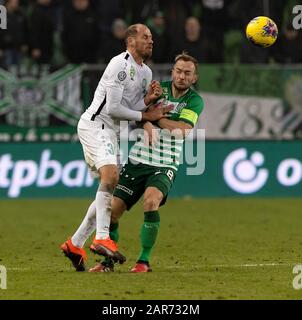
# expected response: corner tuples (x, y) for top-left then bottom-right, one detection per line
(106, 143), (115, 155)
(166, 169), (174, 181)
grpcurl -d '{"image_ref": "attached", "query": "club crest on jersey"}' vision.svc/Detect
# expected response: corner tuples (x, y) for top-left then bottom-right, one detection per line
(118, 71), (127, 81)
(175, 102), (186, 113)
(130, 66), (135, 80)
(162, 87), (168, 99)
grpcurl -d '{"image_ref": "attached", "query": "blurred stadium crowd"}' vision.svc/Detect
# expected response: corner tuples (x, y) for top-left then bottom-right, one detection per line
(0, 0), (301, 69)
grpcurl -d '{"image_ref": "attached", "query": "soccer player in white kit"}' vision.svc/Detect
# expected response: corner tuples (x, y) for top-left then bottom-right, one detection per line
(60, 24), (171, 271)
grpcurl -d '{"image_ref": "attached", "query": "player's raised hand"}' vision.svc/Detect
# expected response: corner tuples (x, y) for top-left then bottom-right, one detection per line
(150, 80), (162, 97)
(144, 80), (163, 105)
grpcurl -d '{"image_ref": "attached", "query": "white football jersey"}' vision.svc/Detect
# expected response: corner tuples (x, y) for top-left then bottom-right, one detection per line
(81, 51), (152, 132)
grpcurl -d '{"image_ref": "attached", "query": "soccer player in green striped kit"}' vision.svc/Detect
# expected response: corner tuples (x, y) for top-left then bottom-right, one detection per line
(91, 52), (204, 272)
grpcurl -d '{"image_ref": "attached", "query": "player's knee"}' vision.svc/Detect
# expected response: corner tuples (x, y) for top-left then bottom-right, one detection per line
(143, 188), (163, 211)
(99, 166), (119, 191)
(99, 174), (119, 192)
(99, 182), (115, 193)
(143, 196), (161, 211)
(108, 174), (119, 189)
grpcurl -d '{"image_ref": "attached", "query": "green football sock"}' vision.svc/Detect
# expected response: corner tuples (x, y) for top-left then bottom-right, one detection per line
(103, 223), (119, 266)
(138, 211), (160, 264)
(109, 222), (119, 242)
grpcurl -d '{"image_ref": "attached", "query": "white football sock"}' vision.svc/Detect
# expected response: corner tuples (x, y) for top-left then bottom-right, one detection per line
(71, 201), (96, 248)
(95, 189), (112, 240)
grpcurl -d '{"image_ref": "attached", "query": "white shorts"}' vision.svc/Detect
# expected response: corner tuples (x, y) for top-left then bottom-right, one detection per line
(77, 118), (118, 175)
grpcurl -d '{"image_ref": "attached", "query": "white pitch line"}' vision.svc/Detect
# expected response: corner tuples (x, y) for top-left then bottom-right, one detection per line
(166, 263), (296, 268)
(6, 267), (70, 271)
(6, 267), (31, 271)
(216, 263), (293, 267)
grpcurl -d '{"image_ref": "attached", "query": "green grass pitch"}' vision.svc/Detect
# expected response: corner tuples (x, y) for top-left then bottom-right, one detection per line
(0, 198), (302, 300)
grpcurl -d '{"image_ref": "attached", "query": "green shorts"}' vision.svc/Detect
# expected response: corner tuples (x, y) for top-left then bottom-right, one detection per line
(113, 161), (176, 210)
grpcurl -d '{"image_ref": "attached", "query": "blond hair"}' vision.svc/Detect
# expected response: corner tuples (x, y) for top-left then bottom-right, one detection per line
(174, 52), (199, 74)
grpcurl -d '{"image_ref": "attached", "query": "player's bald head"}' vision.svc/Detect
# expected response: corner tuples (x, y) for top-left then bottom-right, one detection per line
(125, 24), (153, 60)
(125, 24), (150, 46)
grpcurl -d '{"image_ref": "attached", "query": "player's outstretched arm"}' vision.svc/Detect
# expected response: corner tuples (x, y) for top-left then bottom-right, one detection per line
(106, 86), (144, 121)
(106, 86), (172, 122)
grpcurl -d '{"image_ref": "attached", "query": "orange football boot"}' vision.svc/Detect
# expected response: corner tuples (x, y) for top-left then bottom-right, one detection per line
(60, 238), (87, 271)
(90, 237), (126, 264)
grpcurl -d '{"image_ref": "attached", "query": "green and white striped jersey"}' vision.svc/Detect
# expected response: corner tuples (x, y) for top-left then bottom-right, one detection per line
(129, 81), (204, 171)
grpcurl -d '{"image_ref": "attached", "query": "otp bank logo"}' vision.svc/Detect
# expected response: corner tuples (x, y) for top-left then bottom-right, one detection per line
(223, 149), (269, 194)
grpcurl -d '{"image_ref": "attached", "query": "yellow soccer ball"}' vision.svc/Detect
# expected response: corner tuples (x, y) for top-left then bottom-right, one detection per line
(246, 16), (278, 47)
